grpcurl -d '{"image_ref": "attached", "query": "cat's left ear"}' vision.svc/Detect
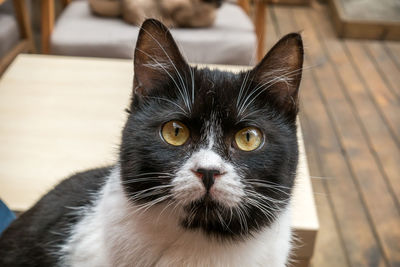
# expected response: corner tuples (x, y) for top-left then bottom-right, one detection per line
(251, 33), (304, 117)
(133, 19), (188, 96)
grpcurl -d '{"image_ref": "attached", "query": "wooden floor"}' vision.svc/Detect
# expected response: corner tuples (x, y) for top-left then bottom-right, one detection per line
(262, 2), (400, 266)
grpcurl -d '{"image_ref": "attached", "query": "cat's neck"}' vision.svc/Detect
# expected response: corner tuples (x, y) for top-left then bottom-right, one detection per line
(62, 166), (292, 267)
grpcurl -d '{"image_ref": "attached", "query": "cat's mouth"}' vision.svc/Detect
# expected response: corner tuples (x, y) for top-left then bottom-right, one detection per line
(188, 194), (218, 208)
(182, 194), (223, 218)
(181, 195), (228, 227)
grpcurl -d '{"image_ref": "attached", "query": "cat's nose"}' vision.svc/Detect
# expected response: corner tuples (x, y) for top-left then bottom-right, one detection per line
(194, 168), (221, 191)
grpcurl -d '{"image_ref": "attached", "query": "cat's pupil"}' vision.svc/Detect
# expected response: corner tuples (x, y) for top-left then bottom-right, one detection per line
(175, 127), (180, 137)
(246, 132), (250, 142)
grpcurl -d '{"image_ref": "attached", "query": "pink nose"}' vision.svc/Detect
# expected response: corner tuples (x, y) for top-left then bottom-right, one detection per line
(193, 168), (221, 191)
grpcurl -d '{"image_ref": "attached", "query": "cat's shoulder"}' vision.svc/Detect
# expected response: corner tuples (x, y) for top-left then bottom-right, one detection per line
(0, 166), (113, 266)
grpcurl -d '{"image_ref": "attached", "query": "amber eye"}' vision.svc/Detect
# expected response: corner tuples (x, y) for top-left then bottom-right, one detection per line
(161, 121), (190, 146)
(235, 127), (263, 151)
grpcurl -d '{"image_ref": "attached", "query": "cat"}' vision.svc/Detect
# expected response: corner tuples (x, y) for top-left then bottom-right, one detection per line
(88, 0), (223, 28)
(0, 19), (303, 266)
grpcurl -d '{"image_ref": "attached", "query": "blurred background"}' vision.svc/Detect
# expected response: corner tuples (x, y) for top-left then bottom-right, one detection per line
(0, 0), (399, 266)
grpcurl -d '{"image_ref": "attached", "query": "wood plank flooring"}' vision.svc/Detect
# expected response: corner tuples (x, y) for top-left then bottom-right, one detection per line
(262, 2), (400, 266)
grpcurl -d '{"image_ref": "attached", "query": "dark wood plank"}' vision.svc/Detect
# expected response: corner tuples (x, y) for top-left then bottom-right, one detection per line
(301, 61), (382, 267)
(300, 103), (350, 267)
(309, 5), (400, 265)
(364, 42), (400, 97)
(269, 3), (400, 266)
(344, 40), (400, 144)
(308, 3), (400, 212)
(271, 6), (296, 35)
(273, 5), (383, 267)
(293, 4), (400, 266)
(384, 42), (400, 71)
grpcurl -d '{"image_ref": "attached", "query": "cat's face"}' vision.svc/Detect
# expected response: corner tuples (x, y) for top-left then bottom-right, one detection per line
(120, 19), (303, 239)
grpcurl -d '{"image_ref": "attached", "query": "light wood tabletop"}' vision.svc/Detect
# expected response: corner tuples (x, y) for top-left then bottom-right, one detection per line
(0, 54), (318, 264)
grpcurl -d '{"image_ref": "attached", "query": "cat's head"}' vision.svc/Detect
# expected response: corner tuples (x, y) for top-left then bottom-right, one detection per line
(120, 19), (303, 239)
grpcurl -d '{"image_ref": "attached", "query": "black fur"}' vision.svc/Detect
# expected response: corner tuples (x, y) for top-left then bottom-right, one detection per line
(202, 0), (223, 7)
(0, 167), (111, 266)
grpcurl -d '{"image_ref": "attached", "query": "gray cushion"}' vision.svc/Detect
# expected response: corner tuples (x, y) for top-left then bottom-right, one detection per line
(0, 13), (20, 59)
(0, 0), (15, 14)
(51, 0), (256, 65)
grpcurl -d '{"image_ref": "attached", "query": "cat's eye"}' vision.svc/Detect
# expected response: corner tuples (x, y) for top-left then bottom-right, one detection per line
(161, 121), (190, 146)
(235, 127), (263, 151)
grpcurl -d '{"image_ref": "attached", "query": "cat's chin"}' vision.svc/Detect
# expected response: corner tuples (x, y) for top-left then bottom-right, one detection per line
(179, 195), (247, 239)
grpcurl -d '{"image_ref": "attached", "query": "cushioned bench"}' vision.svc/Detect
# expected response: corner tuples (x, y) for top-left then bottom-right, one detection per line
(0, 1), (20, 60)
(50, 0), (257, 65)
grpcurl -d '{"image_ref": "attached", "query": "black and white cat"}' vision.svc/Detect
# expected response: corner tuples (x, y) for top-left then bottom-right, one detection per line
(0, 19), (303, 266)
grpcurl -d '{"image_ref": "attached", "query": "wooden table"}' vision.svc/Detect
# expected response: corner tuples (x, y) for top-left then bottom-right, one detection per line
(0, 54), (318, 266)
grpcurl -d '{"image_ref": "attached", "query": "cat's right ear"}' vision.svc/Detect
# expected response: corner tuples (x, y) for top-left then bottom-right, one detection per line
(133, 19), (187, 96)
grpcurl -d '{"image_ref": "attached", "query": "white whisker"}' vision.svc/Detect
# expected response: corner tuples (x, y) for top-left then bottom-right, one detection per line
(139, 27), (191, 111)
(135, 47), (190, 112)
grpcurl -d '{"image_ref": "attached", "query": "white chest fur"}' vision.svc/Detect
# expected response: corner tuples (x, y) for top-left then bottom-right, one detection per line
(61, 167), (292, 267)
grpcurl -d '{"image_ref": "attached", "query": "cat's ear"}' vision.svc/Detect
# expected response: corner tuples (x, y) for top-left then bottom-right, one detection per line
(133, 19), (187, 96)
(251, 33), (303, 116)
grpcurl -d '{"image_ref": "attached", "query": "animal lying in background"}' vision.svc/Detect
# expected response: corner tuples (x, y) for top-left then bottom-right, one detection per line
(88, 0), (223, 27)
